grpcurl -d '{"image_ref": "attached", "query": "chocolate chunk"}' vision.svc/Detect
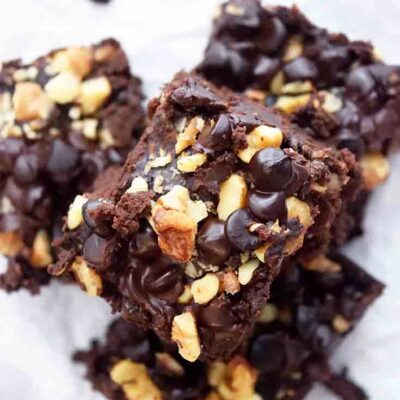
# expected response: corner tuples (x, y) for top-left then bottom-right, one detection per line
(82, 199), (113, 237)
(248, 190), (286, 223)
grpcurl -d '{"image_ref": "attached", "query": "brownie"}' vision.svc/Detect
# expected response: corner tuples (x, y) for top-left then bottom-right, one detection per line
(74, 253), (383, 400)
(0, 39), (145, 293)
(54, 71), (360, 361)
(197, 0), (400, 241)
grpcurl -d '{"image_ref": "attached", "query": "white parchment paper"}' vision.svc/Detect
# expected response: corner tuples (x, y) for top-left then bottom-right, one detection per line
(0, 1), (399, 399)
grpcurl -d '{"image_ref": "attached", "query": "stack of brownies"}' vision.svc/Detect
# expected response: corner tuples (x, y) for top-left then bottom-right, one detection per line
(0, 0), (398, 399)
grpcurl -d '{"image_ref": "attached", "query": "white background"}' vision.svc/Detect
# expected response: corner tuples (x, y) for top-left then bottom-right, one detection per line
(0, 0), (399, 399)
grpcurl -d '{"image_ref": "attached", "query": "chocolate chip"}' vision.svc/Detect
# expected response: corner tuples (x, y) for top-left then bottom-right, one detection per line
(46, 139), (79, 177)
(130, 225), (161, 260)
(248, 190), (286, 223)
(336, 130), (365, 158)
(346, 66), (376, 99)
(198, 300), (236, 330)
(83, 233), (117, 270)
(195, 114), (232, 153)
(14, 154), (39, 184)
(225, 208), (261, 251)
(248, 148), (293, 192)
(0, 139), (24, 174)
(197, 217), (232, 266)
(253, 57), (280, 83)
(249, 334), (285, 373)
(284, 57), (318, 82)
(82, 199), (113, 237)
(259, 17), (287, 54)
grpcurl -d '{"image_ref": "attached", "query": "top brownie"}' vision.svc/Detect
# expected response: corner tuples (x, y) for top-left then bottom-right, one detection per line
(0, 39), (144, 292)
(54, 72), (359, 361)
(197, 0), (400, 241)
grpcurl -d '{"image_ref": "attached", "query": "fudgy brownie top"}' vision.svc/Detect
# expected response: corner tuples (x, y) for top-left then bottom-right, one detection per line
(55, 72), (359, 361)
(198, 0), (400, 158)
(74, 253), (382, 400)
(0, 39), (144, 293)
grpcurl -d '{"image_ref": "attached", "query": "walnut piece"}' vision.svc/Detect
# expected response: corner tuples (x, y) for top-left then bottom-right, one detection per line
(191, 273), (220, 304)
(80, 76), (112, 115)
(177, 153), (207, 173)
(67, 195), (88, 230)
(208, 357), (258, 400)
(110, 359), (162, 400)
(332, 315), (351, 333)
(171, 312), (201, 362)
(238, 259), (259, 285)
(45, 71), (81, 104)
(155, 353), (185, 376)
(275, 94), (311, 114)
(0, 231), (24, 257)
(175, 116), (204, 154)
(29, 229), (53, 268)
(360, 152), (390, 190)
(71, 257), (102, 296)
(302, 255), (341, 273)
(258, 304), (278, 323)
(126, 176), (149, 194)
(13, 82), (53, 121)
(217, 174), (248, 221)
(51, 47), (93, 78)
(237, 125), (283, 163)
(222, 271), (240, 294)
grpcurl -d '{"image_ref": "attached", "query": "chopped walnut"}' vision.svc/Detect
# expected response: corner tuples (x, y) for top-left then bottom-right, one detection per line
(50, 47), (93, 79)
(302, 255), (341, 273)
(217, 174), (248, 221)
(208, 357), (258, 400)
(225, 3), (245, 15)
(238, 259), (259, 285)
(177, 153), (207, 173)
(171, 312), (201, 362)
(45, 72), (81, 104)
(13, 82), (53, 121)
(126, 177), (149, 194)
(29, 229), (53, 268)
(321, 91), (343, 113)
(0, 231), (24, 257)
(360, 152), (390, 190)
(67, 195), (88, 230)
(275, 94), (311, 114)
(258, 304), (278, 323)
(270, 71), (285, 94)
(71, 257), (102, 296)
(177, 285), (193, 304)
(191, 273), (220, 304)
(237, 125), (283, 163)
(281, 81), (314, 95)
(175, 116), (204, 154)
(283, 36), (303, 61)
(222, 271), (240, 294)
(80, 76), (112, 115)
(110, 359), (162, 400)
(332, 315), (351, 333)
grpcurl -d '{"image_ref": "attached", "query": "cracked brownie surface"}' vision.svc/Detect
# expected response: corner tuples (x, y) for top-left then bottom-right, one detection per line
(0, 39), (144, 293)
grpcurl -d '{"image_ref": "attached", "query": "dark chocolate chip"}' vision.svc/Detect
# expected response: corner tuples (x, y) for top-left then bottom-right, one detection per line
(253, 57), (280, 83)
(83, 233), (117, 270)
(82, 199), (113, 237)
(225, 208), (261, 251)
(0, 139), (25, 174)
(284, 57), (318, 82)
(249, 334), (285, 373)
(14, 154), (39, 184)
(259, 17), (287, 54)
(198, 301), (236, 330)
(46, 139), (79, 177)
(248, 148), (293, 192)
(195, 114), (232, 153)
(197, 217), (232, 266)
(130, 225), (161, 260)
(346, 66), (376, 98)
(248, 190), (286, 223)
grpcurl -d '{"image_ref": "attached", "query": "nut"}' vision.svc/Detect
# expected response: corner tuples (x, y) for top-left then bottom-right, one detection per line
(177, 153), (207, 173)
(175, 116), (204, 154)
(81, 118), (98, 140)
(29, 229), (53, 268)
(99, 128), (115, 148)
(205, 393), (222, 400)
(126, 177), (149, 194)
(283, 36), (303, 61)
(177, 285), (193, 304)
(258, 303), (278, 323)
(153, 208), (197, 263)
(237, 125), (283, 163)
(360, 152), (390, 190)
(71, 256), (102, 296)
(67, 195), (88, 230)
(270, 71), (285, 95)
(222, 271), (240, 294)
(217, 174), (248, 221)
(145, 153), (172, 171)
(281, 81), (314, 95)
(302, 255), (341, 273)
(332, 315), (351, 333)
(13, 82), (53, 121)
(254, 243), (269, 263)
(110, 359), (162, 400)
(0, 231), (24, 257)
(51, 47), (93, 78)
(45, 72), (81, 104)
(209, 357), (258, 400)
(225, 3), (245, 15)
(155, 353), (185, 376)
(275, 94), (311, 114)
(171, 312), (201, 362)
(80, 76), (112, 115)
(320, 91), (343, 113)
(286, 196), (313, 228)
(238, 259), (259, 285)
(191, 273), (220, 304)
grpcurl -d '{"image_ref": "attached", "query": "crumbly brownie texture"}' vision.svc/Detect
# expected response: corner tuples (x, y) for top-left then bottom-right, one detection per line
(197, 0), (400, 241)
(74, 253), (382, 400)
(55, 72), (359, 361)
(0, 39), (144, 293)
